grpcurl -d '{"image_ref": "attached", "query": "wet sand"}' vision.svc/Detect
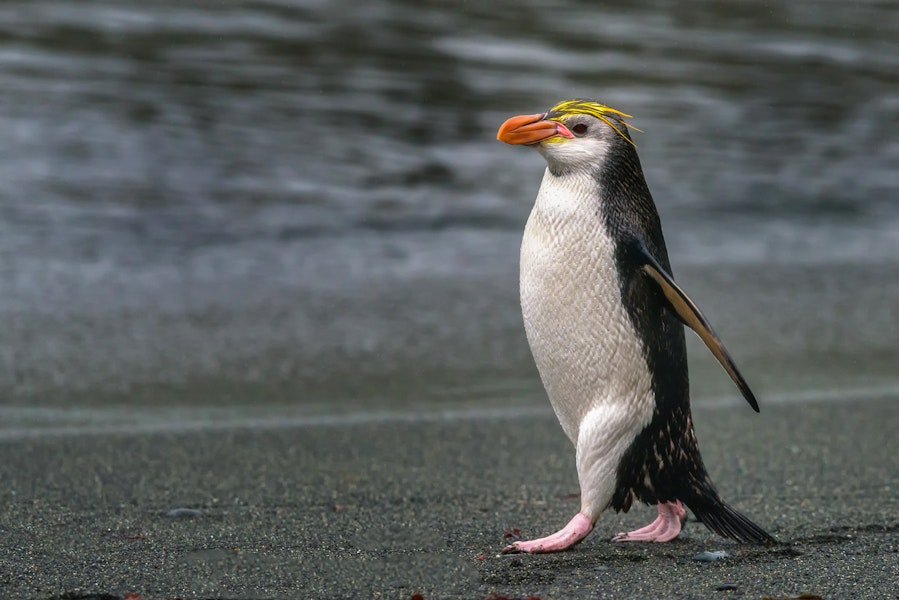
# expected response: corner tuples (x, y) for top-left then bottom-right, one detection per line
(1, 393), (896, 600)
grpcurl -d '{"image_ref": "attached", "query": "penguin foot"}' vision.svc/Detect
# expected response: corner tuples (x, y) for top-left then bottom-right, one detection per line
(502, 512), (593, 553)
(612, 500), (686, 542)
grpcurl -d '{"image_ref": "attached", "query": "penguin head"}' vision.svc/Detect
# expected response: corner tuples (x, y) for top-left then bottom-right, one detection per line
(497, 99), (638, 175)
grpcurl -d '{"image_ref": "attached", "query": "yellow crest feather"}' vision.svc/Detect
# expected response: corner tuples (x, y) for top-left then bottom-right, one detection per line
(547, 99), (641, 147)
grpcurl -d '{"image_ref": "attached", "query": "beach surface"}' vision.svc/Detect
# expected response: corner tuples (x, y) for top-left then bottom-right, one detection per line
(1, 392), (897, 600)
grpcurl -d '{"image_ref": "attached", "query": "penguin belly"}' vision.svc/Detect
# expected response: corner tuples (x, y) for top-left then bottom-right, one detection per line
(519, 171), (655, 514)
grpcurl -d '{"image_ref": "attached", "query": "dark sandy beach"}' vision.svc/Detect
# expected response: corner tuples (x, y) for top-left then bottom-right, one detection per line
(1, 393), (896, 600)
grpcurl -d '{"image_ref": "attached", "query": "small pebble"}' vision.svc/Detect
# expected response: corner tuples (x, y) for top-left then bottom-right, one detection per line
(693, 550), (728, 562)
(165, 507), (202, 519)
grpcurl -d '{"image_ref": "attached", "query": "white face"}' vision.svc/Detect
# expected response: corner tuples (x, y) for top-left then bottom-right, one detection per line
(535, 114), (620, 176)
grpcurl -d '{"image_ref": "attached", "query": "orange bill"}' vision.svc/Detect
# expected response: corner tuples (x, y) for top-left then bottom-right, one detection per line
(497, 113), (573, 145)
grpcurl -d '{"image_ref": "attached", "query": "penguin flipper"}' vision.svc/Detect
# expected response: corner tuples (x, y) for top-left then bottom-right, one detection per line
(635, 245), (760, 413)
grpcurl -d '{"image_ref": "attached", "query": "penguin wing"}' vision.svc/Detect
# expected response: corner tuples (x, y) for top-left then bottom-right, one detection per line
(635, 243), (760, 413)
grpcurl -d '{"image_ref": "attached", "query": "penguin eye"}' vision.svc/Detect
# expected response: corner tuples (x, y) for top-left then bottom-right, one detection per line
(572, 123), (588, 135)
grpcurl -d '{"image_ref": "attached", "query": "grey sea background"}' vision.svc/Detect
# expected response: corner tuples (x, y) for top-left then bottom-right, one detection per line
(0, 1), (897, 599)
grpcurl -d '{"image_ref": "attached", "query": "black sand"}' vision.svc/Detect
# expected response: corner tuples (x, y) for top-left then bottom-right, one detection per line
(1, 394), (896, 600)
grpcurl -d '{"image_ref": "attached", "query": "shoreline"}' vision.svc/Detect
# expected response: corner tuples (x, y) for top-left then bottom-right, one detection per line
(2, 379), (899, 442)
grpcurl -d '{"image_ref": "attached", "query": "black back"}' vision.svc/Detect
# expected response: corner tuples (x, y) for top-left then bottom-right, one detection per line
(592, 131), (712, 511)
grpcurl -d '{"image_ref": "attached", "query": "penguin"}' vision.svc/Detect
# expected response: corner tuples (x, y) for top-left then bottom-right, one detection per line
(496, 98), (775, 553)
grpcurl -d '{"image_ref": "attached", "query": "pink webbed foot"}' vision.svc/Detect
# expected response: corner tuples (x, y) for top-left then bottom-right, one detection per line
(502, 512), (593, 554)
(612, 501), (686, 543)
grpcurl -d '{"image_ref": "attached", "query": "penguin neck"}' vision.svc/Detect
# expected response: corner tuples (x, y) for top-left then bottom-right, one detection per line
(532, 168), (602, 230)
(538, 167), (598, 201)
(537, 142), (648, 212)
(534, 143), (670, 269)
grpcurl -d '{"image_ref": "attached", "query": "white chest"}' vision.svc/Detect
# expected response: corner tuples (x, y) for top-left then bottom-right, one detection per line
(519, 169), (654, 443)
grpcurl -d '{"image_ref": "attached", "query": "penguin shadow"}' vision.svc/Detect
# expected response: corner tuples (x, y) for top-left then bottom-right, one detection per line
(482, 519), (899, 586)
(481, 521), (811, 587)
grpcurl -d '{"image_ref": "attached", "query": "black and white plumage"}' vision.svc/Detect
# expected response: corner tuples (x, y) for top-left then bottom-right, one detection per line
(496, 99), (774, 553)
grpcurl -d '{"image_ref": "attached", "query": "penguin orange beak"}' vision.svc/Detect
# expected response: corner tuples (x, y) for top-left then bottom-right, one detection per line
(497, 113), (574, 145)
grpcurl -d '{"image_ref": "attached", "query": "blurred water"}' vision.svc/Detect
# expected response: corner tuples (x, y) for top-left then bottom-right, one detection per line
(0, 1), (897, 421)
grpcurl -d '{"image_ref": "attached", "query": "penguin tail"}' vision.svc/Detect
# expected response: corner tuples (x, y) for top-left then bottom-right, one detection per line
(687, 495), (776, 545)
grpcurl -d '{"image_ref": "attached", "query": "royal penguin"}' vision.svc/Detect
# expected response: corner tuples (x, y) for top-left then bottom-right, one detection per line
(496, 98), (775, 553)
